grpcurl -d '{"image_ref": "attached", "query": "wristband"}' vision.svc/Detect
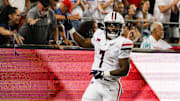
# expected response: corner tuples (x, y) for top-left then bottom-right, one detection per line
(103, 71), (111, 77)
(69, 28), (76, 36)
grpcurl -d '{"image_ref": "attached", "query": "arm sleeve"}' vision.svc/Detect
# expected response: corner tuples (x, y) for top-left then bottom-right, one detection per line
(91, 37), (95, 46)
(90, 29), (103, 46)
(91, 29), (100, 46)
(119, 39), (133, 59)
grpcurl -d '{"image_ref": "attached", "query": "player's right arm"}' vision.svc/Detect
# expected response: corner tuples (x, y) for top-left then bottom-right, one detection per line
(109, 58), (130, 77)
(64, 19), (93, 48)
(70, 30), (93, 48)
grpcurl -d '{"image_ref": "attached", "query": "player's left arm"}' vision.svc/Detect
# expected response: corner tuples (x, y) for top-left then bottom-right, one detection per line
(108, 42), (133, 77)
(109, 41), (133, 77)
(110, 58), (130, 77)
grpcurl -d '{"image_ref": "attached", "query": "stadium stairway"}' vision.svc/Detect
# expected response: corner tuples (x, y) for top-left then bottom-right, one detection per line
(0, 48), (159, 101)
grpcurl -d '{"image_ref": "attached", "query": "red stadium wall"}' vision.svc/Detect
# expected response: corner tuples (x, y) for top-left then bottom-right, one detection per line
(0, 48), (159, 101)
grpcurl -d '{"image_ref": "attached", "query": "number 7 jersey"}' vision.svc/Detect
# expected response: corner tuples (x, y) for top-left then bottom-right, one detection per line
(91, 29), (133, 75)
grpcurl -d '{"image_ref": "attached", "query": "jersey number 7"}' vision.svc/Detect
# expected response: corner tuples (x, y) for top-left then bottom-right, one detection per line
(99, 50), (106, 68)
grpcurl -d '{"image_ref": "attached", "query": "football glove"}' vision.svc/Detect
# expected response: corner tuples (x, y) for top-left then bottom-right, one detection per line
(90, 70), (104, 79)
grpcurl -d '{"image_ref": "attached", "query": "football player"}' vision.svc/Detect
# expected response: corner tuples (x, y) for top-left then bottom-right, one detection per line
(64, 11), (133, 101)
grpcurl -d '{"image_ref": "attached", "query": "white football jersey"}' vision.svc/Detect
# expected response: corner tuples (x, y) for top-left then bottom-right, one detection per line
(91, 29), (133, 81)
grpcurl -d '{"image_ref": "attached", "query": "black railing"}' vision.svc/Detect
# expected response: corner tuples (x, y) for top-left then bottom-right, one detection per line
(1, 44), (180, 53)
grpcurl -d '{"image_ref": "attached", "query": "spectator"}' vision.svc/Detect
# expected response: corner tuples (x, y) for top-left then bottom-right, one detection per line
(113, 2), (125, 16)
(154, 0), (179, 22)
(56, 0), (80, 20)
(77, 20), (98, 38)
(124, 4), (137, 27)
(83, 0), (99, 18)
(56, 0), (80, 24)
(55, 0), (80, 45)
(123, 4), (142, 43)
(70, 0), (85, 30)
(169, 1), (179, 44)
(50, 0), (73, 46)
(140, 22), (172, 49)
(97, 0), (114, 18)
(153, 0), (179, 41)
(0, 6), (24, 45)
(137, 0), (156, 37)
(3, 0), (31, 31)
(19, 0), (63, 49)
(122, 24), (142, 43)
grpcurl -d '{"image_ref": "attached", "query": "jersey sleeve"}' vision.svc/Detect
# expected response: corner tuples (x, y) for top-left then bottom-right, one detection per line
(91, 29), (103, 46)
(119, 39), (133, 59)
(91, 35), (95, 46)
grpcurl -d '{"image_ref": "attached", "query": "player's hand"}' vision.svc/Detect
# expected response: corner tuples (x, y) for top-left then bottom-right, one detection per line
(63, 18), (73, 30)
(90, 70), (104, 79)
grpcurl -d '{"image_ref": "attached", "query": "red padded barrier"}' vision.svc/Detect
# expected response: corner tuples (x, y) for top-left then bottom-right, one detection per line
(0, 48), (159, 101)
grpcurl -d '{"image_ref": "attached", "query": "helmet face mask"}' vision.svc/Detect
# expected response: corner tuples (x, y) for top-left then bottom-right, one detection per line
(104, 12), (124, 40)
(105, 22), (123, 39)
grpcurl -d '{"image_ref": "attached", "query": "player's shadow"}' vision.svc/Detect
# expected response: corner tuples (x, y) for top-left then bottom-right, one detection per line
(22, 49), (66, 100)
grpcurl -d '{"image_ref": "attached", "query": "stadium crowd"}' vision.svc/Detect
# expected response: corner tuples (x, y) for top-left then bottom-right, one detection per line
(0, 0), (179, 49)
